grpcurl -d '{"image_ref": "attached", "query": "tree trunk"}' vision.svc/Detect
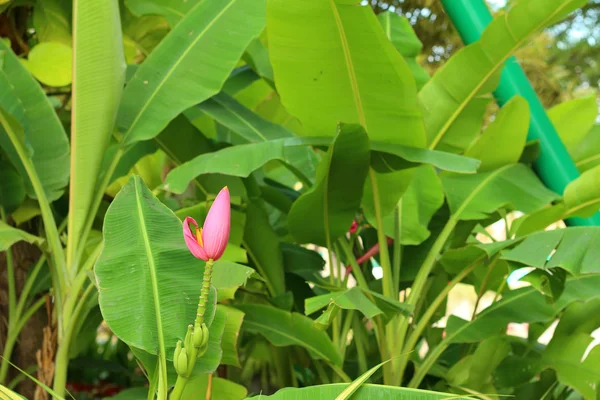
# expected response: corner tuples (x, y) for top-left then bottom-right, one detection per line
(0, 237), (47, 398)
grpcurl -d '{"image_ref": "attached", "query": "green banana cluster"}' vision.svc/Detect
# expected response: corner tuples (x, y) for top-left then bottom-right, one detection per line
(173, 322), (210, 378)
(192, 321), (210, 349)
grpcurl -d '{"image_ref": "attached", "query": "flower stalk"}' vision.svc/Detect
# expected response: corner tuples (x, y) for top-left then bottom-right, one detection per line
(171, 186), (230, 399)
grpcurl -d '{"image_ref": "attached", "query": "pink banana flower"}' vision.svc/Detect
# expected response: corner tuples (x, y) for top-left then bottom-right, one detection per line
(183, 187), (230, 261)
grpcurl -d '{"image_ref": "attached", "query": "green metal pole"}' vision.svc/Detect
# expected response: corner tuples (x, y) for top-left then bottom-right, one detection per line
(441, 0), (600, 226)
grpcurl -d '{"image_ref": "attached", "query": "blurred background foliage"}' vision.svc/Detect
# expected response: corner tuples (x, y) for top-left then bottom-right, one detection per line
(368, 0), (600, 107)
(1, 0), (598, 107)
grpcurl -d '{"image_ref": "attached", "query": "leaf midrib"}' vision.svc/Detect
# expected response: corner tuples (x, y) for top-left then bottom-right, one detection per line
(452, 164), (513, 220)
(428, 1), (575, 150)
(133, 178), (168, 385)
(210, 96), (269, 142)
(567, 198), (600, 216)
(329, 0), (366, 127)
(576, 153), (600, 168)
(122, 0), (237, 143)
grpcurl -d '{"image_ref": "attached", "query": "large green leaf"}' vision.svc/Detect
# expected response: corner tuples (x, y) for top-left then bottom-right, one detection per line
(68, 0), (125, 267)
(511, 203), (568, 237)
(335, 360), (392, 400)
(463, 337), (510, 392)
(0, 40), (69, 202)
(288, 124), (370, 246)
(267, 0), (426, 147)
(194, 92), (317, 179)
(242, 200), (286, 296)
(0, 384), (28, 400)
(502, 227), (600, 275)
(197, 92), (294, 143)
(212, 260), (259, 301)
(542, 299), (600, 399)
(121, 12), (169, 61)
(441, 164), (558, 221)
(564, 165), (600, 218)
(377, 11), (429, 89)
(219, 305), (244, 367)
(95, 176), (208, 372)
(0, 161), (25, 214)
(243, 35), (274, 84)
(125, 0), (199, 26)
(117, 0), (265, 146)
(282, 243), (325, 280)
(33, 0), (72, 45)
(236, 304), (342, 366)
(512, 166), (600, 233)
(461, 96), (530, 173)
(447, 274), (600, 344)
(379, 165), (444, 245)
(573, 124), (600, 173)
(106, 387), (147, 400)
(164, 135), (479, 194)
(421, 0), (585, 150)
(181, 375), (247, 400)
(369, 141), (480, 173)
(0, 220), (44, 251)
(247, 384), (468, 399)
(26, 42), (72, 87)
(305, 287), (382, 319)
(408, 274), (600, 386)
(549, 95), (597, 154)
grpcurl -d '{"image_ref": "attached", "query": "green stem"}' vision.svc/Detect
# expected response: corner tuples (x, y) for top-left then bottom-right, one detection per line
(0, 335), (16, 385)
(330, 363), (351, 383)
(0, 113), (67, 326)
(171, 260), (214, 400)
(493, 278), (507, 303)
(243, 243), (277, 296)
(338, 239), (369, 290)
(338, 310), (355, 357)
(72, 148), (123, 274)
(352, 317), (368, 376)
(15, 255), (46, 318)
(62, 242), (103, 327)
(388, 204), (403, 384)
(326, 231), (340, 348)
(14, 296), (47, 341)
(406, 217), (457, 309)
(471, 256), (499, 320)
(7, 366), (37, 390)
(53, 283), (95, 398)
(1, 208), (16, 323)
(368, 170), (393, 299)
(392, 203), (402, 297)
(314, 360), (331, 384)
(391, 218), (457, 385)
(396, 256), (484, 379)
(408, 336), (448, 388)
(408, 257), (498, 388)
(338, 238), (391, 383)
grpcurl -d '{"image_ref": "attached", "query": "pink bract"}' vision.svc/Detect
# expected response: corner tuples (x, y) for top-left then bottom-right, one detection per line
(183, 187), (230, 261)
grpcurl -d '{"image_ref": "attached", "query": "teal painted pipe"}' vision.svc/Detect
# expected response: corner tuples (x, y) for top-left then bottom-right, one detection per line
(441, 0), (600, 226)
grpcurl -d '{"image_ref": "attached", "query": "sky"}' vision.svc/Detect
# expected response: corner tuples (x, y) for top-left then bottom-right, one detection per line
(487, 0), (507, 9)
